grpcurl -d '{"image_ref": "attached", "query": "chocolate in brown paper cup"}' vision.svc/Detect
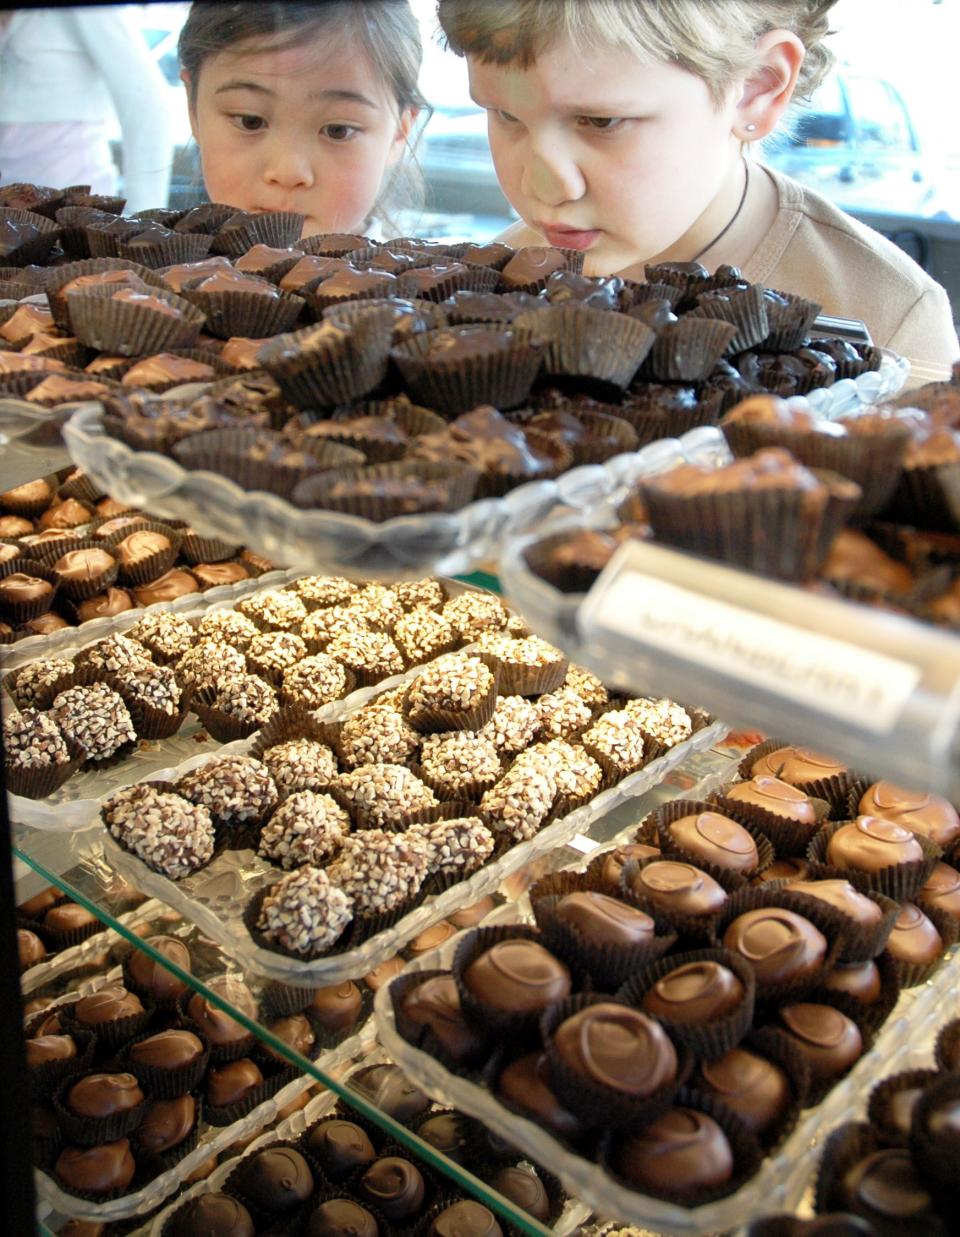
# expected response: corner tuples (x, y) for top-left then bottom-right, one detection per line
(598, 1085), (763, 1207)
(45, 257), (168, 330)
(402, 662), (499, 736)
(713, 885), (846, 1004)
(687, 284), (770, 354)
(36, 906), (103, 953)
(259, 309), (393, 409)
(780, 883), (901, 965)
(179, 286), (304, 340)
(292, 459), (479, 520)
(108, 673), (192, 743)
(806, 818), (941, 901)
(211, 210), (305, 255)
(570, 411), (640, 466)
(768, 990), (876, 1107)
(513, 304), (655, 390)
(118, 1029), (210, 1100)
(866, 1067), (939, 1147)
(0, 561), (60, 622)
(27, 1028), (96, 1101)
(642, 317), (738, 383)
(390, 325), (543, 416)
(0, 544), (29, 581)
(521, 530), (613, 596)
(5, 657), (77, 711)
(617, 947), (756, 1061)
(935, 1017), (960, 1073)
(709, 784), (831, 858)
(760, 290), (821, 352)
(909, 1074), (960, 1205)
(0, 475), (58, 518)
(813, 1121), (891, 1217)
(300, 1108), (387, 1179)
(883, 901), (957, 988)
(497, 247), (585, 295)
(395, 264), (500, 304)
(5, 728), (85, 800)
(580, 720), (663, 786)
(737, 738), (855, 818)
(540, 993), (690, 1130)
(179, 531), (241, 564)
(133, 1094), (201, 1175)
(618, 854), (735, 945)
(465, 429), (571, 500)
(390, 967), (493, 1074)
(66, 285), (205, 356)
(885, 460), (960, 533)
(172, 425), (354, 498)
(475, 646), (568, 698)
(452, 924), (576, 1038)
(115, 230), (213, 270)
(102, 520), (183, 586)
(0, 207), (60, 265)
(174, 990), (256, 1066)
(53, 1068), (148, 1147)
(201, 1060), (292, 1127)
(191, 683), (275, 743)
(649, 798), (774, 882)
(34, 538), (117, 602)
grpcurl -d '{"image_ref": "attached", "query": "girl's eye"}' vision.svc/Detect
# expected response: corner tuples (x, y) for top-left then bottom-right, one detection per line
(579, 116), (624, 131)
(322, 123), (360, 141)
(232, 113), (265, 132)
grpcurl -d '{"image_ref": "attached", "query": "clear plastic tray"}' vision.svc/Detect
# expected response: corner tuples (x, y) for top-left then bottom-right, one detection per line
(374, 911), (957, 1236)
(60, 350), (907, 577)
(91, 657), (727, 985)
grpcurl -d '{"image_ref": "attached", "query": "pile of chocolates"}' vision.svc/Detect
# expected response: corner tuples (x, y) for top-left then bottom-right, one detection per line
(96, 643), (706, 961)
(0, 464), (278, 645)
(2, 576), (508, 799)
(0, 185), (882, 522)
(386, 741), (960, 1210)
(525, 371), (960, 632)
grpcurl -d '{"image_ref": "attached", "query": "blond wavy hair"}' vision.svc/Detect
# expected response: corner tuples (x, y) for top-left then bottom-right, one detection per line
(437, 0), (837, 108)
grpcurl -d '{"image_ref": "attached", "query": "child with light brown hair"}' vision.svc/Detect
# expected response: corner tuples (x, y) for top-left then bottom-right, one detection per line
(437, 0), (957, 369)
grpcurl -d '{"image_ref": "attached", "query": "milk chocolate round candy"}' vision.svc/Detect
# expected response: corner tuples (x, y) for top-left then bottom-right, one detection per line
(629, 860), (727, 916)
(723, 908), (827, 986)
(53, 548), (115, 581)
(429, 1201), (503, 1237)
(488, 1165), (550, 1220)
(859, 780), (960, 850)
(752, 746), (847, 784)
(823, 960), (882, 1003)
(666, 811), (759, 874)
(18, 929), (47, 971)
(725, 776), (818, 823)
(552, 891), (656, 946)
(787, 880), (883, 927)
(26, 1034), (77, 1067)
(400, 974), (487, 1063)
(777, 1003), (862, 1081)
(0, 571), (54, 605)
(127, 1029), (204, 1070)
(168, 1194), (255, 1237)
(42, 903), (98, 935)
(498, 1051), (582, 1140)
(307, 980), (363, 1033)
(358, 1157), (425, 1221)
(126, 934), (191, 1002)
(613, 1108), (734, 1194)
(241, 1146), (314, 1211)
(463, 939), (571, 1014)
(67, 1072), (144, 1118)
(304, 1119), (376, 1179)
(552, 1002), (678, 1095)
(308, 1200), (379, 1237)
(918, 863), (960, 921)
(262, 1012), (315, 1062)
(599, 843), (661, 890)
(56, 1139), (135, 1194)
(73, 986), (144, 1026)
(116, 530), (171, 566)
(839, 1149), (937, 1228)
(205, 1058), (263, 1108)
(826, 816), (924, 872)
(133, 1095), (196, 1153)
(641, 960), (745, 1024)
(698, 1048), (791, 1135)
(78, 588), (133, 621)
(884, 902), (943, 966)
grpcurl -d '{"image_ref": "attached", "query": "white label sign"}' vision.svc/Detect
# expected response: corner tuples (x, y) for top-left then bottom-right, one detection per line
(591, 573), (920, 734)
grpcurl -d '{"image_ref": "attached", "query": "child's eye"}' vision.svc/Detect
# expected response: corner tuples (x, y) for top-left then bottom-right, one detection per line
(578, 116), (624, 131)
(322, 123), (360, 142)
(231, 113), (266, 132)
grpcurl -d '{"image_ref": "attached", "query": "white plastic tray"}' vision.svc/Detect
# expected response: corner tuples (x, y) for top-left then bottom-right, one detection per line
(374, 910), (957, 1236)
(92, 657), (727, 985)
(60, 350), (907, 578)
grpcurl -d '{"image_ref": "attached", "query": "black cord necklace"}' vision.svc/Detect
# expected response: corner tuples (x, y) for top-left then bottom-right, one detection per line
(690, 158), (750, 264)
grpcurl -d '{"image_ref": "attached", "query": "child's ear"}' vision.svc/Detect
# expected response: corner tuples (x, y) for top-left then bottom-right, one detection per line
(181, 69), (200, 143)
(387, 105), (420, 165)
(733, 29), (805, 141)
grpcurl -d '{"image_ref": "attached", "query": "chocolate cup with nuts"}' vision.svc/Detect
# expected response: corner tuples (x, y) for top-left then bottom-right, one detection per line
(403, 659), (500, 734)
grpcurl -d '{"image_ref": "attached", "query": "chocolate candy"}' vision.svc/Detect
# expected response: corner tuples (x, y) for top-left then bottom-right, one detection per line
(428, 1201), (503, 1237)
(18, 929), (47, 971)
(133, 568), (200, 606)
(52, 548), (115, 582)
(884, 902), (943, 967)
(307, 1200), (378, 1237)
(0, 571), (54, 605)
(400, 974), (487, 1064)
(918, 863), (960, 921)
(859, 780), (960, 850)
(698, 1048), (791, 1135)
(307, 980), (363, 1033)
(641, 960), (745, 1024)
(115, 530), (171, 566)
(629, 860), (727, 916)
(823, 960), (883, 1003)
(777, 1003), (863, 1081)
(67, 1072), (144, 1118)
(187, 977), (256, 1045)
(167, 1194), (255, 1237)
(498, 1051), (582, 1141)
(787, 880), (883, 927)
(133, 1095), (196, 1154)
(838, 1149), (938, 1230)
(826, 817), (924, 872)
(126, 934), (191, 1003)
(303, 1119), (376, 1179)
(416, 1113), (468, 1162)
(613, 1108), (734, 1194)
(598, 843), (661, 890)
(725, 776), (818, 824)
(463, 939), (571, 1014)
(262, 1013), (315, 1062)
(723, 908), (827, 986)
(55, 1139), (136, 1194)
(73, 986), (144, 1027)
(666, 811), (760, 874)
(17, 886), (62, 917)
(751, 746), (847, 784)
(488, 1165), (550, 1220)
(348, 1063), (430, 1123)
(552, 1002), (677, 1095)
(552, 891), (655, 946)
(240, 1146), (314, 1211)
(77, 588), (135, 621)
(358, 1156), (425, 1222)
(26, 1034), (77, 1067)
(127, 1029), (204, 1070)
(41, 902), (98, 935)
(205, 1059), (263, 1108)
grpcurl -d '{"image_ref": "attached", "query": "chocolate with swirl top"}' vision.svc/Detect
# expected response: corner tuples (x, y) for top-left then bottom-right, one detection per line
(858, 781), (960, 851)
(463, 938), (571, 1014)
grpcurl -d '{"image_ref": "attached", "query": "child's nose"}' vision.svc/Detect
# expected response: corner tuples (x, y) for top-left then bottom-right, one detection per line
(263, 142), (315, 190)
(521, 145), (585, 207)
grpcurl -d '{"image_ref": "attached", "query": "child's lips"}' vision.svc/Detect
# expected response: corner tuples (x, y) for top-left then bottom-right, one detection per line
(538, 224), (601, 251)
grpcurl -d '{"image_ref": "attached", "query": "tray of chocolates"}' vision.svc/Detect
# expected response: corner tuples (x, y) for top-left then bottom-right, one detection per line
(4, 574), (504, 831)
(372, 744), (960, 1235)
(90, 642), (727, 984)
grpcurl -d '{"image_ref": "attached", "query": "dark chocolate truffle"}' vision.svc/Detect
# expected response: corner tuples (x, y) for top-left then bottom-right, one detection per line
(838, 1148), (938, 1230)
(66, 1072), (144, 1118)
(487, 1165), (550, 1221)
(127, 1029), (204, 1071)
(240, 1146), (315, 1211)
(304, 1119), (376, 1179)
(698, 1047), (791, 1135)
(723, 908), (827, 986)
(552, 891), (656, 946)
(358, 1157), (425, 1222)
(348, 1063), (430, 1123)
(415, 1112), (468, 1163)
(55, 1139), (136, 1195)
(552, 1002), (677, 1095)
(187, 977), (256, 1045)
(167, 1194), (255, 1237)
(133, 1095), (196, 1154)
(125, 934), (191, 1003)
(463, 939), (571, 1014)
(777, 1003), (863, 1081)
(497, 1051), (581, 1141)
(262, 1012), (316, 1062)
(641, 960), (746, 1024)
(666, 811), (760, 874)
(613, 1108), (734, 1194)
(205, 1058), (264, 1108)
(822, 961), (883, 1004)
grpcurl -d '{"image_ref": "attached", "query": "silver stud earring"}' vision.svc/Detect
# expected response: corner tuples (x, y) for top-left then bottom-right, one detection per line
(744, 123), (758, 133)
